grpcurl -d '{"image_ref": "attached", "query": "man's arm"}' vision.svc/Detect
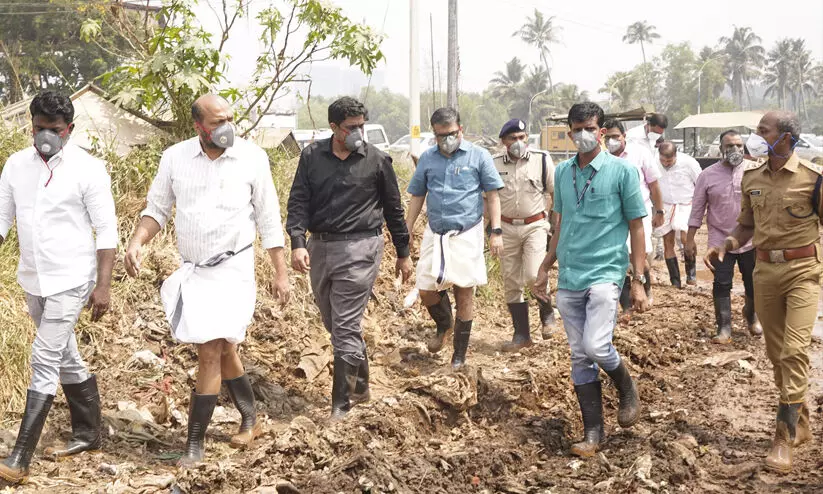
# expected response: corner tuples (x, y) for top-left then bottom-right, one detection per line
(406, 194), (426, 237)
(125, 152), (173, 277)
(628, 218), (646, 275)
(649, 180), (664, 215)
(542, 213), (562, 270)
(285, 151), (312, 250)
(0, 161), (15, 246)
(486, 189), (502, 229)
(378, 155), (410, 258)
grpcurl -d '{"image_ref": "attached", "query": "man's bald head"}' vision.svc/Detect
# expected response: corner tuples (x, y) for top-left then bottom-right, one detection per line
(761, 110), (801, 141)
(192, 94), (231, 124)
(658, 141), (677, 158)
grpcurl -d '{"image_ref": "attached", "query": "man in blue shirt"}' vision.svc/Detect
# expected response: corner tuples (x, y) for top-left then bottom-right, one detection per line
(406, 107), (504, 368)
(534, 102), (650, 458)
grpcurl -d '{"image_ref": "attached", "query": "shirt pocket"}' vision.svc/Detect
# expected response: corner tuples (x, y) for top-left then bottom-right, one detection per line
(447, 163), (480, 191)
(218, 175), (252, 210)
(581, 191), (618, 219)
(749, 193), (768, 224)
(783, 194), (815, 224)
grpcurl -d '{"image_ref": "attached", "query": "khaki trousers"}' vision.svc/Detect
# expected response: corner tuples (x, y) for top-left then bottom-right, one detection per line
(501, 220), (549, 303)
(754, 253), (822, 404)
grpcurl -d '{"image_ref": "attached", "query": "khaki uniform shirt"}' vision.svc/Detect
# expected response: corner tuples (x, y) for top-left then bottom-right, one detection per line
(738, 153), (823, 250)
(493, 150), (554, 219)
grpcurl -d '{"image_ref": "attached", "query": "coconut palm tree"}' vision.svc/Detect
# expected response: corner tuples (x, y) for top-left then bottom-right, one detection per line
(622, 21), (660, 106)
(763, 39), (792, 108)
(513, 9), (561, 105)
(719, 26), (764, 110)
(788, 38), (816, 121)
(599, 71), (639, 111)
(554, 83), (589, 113)
(489, 57), (525, 103)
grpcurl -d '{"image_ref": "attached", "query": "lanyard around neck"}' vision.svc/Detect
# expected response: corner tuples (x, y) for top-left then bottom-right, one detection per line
(572, 164), (597, 208)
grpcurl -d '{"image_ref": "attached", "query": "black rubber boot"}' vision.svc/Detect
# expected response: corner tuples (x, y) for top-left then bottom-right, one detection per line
(451, 319), (472, 369)
(502, 302), (532, 352)
(743, 296), (763, 336)
(178, 392), (217, 467)
(537, 297), (557, 340)
(45, 375), (101, 458)
(604, 361), (640, 428)
(665, 257), (682, 289)
(619, 275), (632, 312)
(330, 356), (360, 420)
(684, 254), (697, 285)
(224, 375), (261, 448)
(712, 296), (733, 344)
(350, 347), (370, 405)
(0, 390), (54, 485)
(765, 402), (801, 473)
(570, 381), (604, 458)
(426, 290), (454, 353)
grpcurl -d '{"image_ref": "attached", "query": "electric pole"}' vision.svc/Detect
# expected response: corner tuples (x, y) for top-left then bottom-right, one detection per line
(409, 0), (421, 157)
(446, 0), (458, 110)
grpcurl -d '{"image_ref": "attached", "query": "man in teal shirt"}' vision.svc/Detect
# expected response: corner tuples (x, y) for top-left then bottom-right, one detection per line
(534, 102), (649, 458)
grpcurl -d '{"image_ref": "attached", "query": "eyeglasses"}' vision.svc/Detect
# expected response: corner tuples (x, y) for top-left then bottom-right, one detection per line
(341, 124), (365, 133)
(435, 130), (459, 139)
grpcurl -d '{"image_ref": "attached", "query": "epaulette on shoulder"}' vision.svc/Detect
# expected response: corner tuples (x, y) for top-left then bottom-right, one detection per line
(799, 159), (823, 176)
(492, 152), (506, 160)
(743, 159), (766, 172)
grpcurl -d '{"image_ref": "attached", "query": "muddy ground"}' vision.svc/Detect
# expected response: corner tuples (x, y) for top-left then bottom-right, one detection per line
(1, 225), (823, 494)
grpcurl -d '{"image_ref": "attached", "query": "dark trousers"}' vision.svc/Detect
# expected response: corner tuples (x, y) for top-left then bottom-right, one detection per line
(308, 235), (383, 362)
(711, 249), (755, 298)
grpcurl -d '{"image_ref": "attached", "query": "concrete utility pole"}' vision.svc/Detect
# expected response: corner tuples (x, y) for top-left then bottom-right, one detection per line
(446, 0), (458, 110)
(409, 0), (421, 157)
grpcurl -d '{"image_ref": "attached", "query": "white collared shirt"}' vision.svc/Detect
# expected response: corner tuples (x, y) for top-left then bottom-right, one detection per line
(626, 125), (656, 156)
(0, 144), (118, 297)
(142, 136), (285, 264)
(619, 142), (660, 207)
(658, 152), (703, 204)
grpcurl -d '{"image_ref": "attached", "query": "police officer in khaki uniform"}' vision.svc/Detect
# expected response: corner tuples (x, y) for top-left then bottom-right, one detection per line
(707, 111), (821, 474)
(492, 119), (557, 351)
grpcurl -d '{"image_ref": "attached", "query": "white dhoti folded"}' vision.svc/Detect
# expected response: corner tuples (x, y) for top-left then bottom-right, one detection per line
(654, 202), (691, 237)
(160, 245), (256, 344)
(415, 221), (487, 291)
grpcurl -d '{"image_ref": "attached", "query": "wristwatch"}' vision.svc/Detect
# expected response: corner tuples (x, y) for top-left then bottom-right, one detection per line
(632, 273), (647, 285)
(655, 209), (664, 215)
(490, 227), (503, 236)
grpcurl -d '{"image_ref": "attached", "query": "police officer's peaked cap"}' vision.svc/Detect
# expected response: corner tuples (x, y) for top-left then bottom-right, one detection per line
(499, 119), (527, 138)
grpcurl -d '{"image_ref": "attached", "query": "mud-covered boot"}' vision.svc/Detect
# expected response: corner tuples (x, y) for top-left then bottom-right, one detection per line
(224, 375), (262, 449)
(330, 356), (360, 421)
(794, 402), (812, 448)
(570, 381), (604, 458)
(684, 254), (697, 285)
(537, 297), (558, 340)
(643, 268), (653, 306)
(619, 275), (632, 312)
(665, 257), (681, 289)
(44, 375), (102, 459)
(604, 361), (641, 428)
(712, 296), (733, 344)
(765, 402), (800, 473)
(0, 390), (54, 485)
(451, 319), (472, 369)
(502, 302), (532, 352)
(426, 290), (454, 353)
(350, 348), (371, 406)
(177, 392), (217, 468)
(743, 296), (763, 336)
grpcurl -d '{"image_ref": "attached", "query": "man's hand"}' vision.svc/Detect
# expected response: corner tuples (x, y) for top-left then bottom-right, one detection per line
(271, 272), (290, 306)
(686, 238), (697, 258)
(86, 285), (110, 322)
(489, 233), (504, 257)
(291, 248), (310, 273)
(652, 211), (664, 229)
(630, 280), (650, 313)
(124, 243), (142, 278)
(396, 256), (413, 283)
(704, 246), (724, 272)
(532, 263), (550, 302)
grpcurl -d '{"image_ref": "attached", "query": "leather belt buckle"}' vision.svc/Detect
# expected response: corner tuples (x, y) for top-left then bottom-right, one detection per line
(511, 219), (525, 225)
(768, 250), (787, 263)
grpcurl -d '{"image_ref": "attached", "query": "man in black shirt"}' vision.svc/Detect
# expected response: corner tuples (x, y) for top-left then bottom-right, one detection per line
(286, 97), (412, 420)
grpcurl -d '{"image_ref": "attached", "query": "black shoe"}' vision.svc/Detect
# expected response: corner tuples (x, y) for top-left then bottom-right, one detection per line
(224, 375), (261, 448)
(451, 319), (472, 369)
(502, 302), (532, 352)
(685, 255), (697, 285)
(619, 275), (632, 312)
(330, 356), (361, 420)
(45, 376), (101, 458)
(537, 296), (557, 340)
(665, 257), (682, 289)
(743, 296), (763, 336)
(570, 381), (604, 458)
(178, 392), (217, 467)
(712, 296), (733, 344)
(426, 290), (454, 353)
(351, 348), (370, 405)
(0, 390), (54, 484)
(604, 361), (640, 428)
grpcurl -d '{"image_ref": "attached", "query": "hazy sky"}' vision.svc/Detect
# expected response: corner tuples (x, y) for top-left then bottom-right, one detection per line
(203, 0), (823, 101)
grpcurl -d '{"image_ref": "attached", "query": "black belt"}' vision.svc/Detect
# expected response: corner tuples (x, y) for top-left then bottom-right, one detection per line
(312, 228), (381, 242)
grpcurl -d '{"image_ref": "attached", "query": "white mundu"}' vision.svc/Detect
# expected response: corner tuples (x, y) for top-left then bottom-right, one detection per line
(142, 137), (285, 344)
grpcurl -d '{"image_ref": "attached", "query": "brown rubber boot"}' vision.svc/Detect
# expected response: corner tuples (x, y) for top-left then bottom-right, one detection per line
(502, 302), (533, 352)
(764, 403), (799, 473)
(224, 375), (262, 449)
(426, 290), (454, 353)
(570, 381), (604, 458)
(794, 403), (811, 448)
(743, 297), (763, 336)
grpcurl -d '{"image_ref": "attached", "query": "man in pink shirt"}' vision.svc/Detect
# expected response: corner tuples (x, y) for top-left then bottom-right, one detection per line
(603, 120), (665, 309)
(686, 130), (763, 343)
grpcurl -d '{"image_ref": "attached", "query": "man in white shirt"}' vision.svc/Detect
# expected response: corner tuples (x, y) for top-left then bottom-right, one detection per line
(654, 142), (703, 288)
(602, 119), (665, 309)
(626, 113), (668, 156)
(0, 91), (117, 485)
(124, 94), (289, 467)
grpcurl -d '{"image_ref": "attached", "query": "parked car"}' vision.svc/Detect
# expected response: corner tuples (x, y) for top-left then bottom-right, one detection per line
(796, 134), (823, 161)
(389, 132), (436, 153)
(364, 123), (390, 151)
(293, 128), (333, 149)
